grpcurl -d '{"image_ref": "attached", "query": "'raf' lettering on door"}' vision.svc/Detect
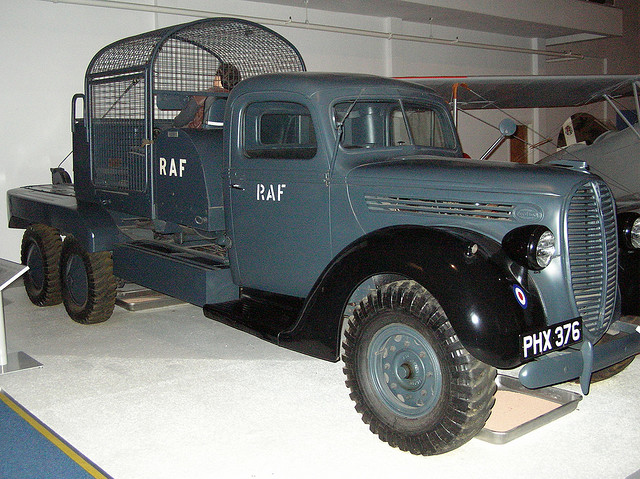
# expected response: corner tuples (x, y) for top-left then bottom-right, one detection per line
(257, 183), (286, 201)
(159, 157), (186, 177)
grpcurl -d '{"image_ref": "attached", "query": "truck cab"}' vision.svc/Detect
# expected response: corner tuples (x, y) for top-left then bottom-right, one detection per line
(7, 17), (640, 456)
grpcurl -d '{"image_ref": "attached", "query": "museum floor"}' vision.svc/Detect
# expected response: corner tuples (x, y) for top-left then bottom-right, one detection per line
(1, 281), (639, 479)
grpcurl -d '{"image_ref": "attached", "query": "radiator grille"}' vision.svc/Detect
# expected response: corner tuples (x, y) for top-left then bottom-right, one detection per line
(567, 180), (617, 339)
(365, 195), (514, 220)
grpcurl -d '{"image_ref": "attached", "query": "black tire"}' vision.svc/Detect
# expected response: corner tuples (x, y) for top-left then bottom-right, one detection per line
(20, 224), (62, 306)
(342, 280), (496, 455)
(60, 237), (116, 324)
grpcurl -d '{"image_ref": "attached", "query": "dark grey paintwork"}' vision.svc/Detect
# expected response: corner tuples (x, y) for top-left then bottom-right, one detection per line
(224, 73), (594, 325)
(8, 72), (640, 395)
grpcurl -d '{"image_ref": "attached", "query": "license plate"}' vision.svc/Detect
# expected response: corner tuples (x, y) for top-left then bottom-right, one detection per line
(520, 318), (582, 360)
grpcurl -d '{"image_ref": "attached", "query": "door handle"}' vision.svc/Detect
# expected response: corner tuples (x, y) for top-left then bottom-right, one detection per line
(231, 184), (245, 191)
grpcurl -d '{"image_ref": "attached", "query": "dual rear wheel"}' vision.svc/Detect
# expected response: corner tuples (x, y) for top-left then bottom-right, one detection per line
(21, 225), (116, 324)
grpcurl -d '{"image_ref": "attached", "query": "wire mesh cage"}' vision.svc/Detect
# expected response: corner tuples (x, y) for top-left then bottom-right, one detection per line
(90, 76), (147, 192)
(85, 17), (305, 195)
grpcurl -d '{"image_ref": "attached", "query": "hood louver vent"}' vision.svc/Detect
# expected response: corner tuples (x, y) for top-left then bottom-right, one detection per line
(365, 195), (514, 221)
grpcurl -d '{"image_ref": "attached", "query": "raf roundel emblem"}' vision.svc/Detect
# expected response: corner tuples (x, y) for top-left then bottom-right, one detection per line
(513, 285), (528, 309)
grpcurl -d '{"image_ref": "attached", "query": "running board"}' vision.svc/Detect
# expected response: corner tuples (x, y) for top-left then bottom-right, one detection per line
(113, 241), (237, 307)
(203, 288), (304, 344)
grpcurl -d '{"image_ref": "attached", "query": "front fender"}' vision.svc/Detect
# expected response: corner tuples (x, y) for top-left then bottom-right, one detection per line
(279, 225), (546, 368)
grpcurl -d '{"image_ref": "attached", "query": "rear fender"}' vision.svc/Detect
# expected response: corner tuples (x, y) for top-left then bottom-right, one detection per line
(8, 187), (124, 253)
(279, 225), (546, 368)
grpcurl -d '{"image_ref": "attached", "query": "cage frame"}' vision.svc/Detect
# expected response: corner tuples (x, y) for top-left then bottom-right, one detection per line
(82, 17), (306, 215)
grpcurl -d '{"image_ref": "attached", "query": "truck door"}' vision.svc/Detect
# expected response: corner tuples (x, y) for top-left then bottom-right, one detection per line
(227, 98), (331, 297)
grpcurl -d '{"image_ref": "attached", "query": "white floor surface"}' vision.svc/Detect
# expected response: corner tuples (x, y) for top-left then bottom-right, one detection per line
(1, 283), (640, 479)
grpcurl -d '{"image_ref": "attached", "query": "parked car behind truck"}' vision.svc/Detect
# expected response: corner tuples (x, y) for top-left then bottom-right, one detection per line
(7, 17), (640, 455)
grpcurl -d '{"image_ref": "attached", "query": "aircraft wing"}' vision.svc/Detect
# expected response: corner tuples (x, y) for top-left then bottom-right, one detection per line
(398, 75), (640, 109)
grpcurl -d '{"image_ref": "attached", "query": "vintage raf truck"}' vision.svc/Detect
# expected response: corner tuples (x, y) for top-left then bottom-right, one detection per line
(7, 18), (640, 455)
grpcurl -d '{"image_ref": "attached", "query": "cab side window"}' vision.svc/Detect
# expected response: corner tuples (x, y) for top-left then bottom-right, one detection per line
(244, 101), (317, 159)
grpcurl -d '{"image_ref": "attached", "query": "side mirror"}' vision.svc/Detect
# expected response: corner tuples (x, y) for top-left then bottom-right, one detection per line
(479, 118), (517, 161)
(499, 118), (517, 137)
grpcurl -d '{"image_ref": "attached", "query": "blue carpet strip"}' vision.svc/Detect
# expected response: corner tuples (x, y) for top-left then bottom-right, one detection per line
(0, 389), (111, 479)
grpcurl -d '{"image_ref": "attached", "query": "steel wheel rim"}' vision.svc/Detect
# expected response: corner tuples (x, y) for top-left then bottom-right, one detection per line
(367, 323), (442, 418)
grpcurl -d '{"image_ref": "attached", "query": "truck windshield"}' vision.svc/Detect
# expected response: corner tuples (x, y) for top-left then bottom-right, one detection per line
(334, 100), (455, 150)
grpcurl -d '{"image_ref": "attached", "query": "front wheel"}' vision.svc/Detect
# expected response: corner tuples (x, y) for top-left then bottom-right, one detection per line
(342, 280), (496, 455)
(60, 237), (116, 324)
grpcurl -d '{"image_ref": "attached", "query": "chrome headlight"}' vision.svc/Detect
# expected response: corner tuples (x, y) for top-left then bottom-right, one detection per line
(502, 225), (556, 271)
(534, 229), (556, 268)
(619, 212), (640, 250)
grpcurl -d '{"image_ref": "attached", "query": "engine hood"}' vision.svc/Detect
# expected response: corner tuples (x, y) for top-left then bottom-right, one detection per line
(341, 155), (602, 243)
(345, 156), (591, 198)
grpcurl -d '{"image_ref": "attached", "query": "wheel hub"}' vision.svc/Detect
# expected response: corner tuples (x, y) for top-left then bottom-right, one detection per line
(392, 350), (425, 390)
(368, 323), (443, 418)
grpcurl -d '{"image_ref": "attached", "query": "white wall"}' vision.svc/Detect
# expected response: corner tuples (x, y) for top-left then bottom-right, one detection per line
(0, 1), (155, 261)
(0, 0), (634, 260)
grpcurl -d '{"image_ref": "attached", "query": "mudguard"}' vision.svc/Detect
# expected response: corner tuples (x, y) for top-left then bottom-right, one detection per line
(279, 225), (547, 369)
(7, 185), (124, 253)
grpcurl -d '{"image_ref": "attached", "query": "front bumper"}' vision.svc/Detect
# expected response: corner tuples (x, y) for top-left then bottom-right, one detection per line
(519, 319), (640, 394)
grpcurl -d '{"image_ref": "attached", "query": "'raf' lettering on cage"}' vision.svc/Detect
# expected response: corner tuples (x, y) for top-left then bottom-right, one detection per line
(257, 183), (286, 202)
(159, 157), (186, 177)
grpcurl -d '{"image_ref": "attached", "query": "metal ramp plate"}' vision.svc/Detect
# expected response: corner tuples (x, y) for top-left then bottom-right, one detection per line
(116, 285), (184, 312)
(477, 374), (582, 444)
